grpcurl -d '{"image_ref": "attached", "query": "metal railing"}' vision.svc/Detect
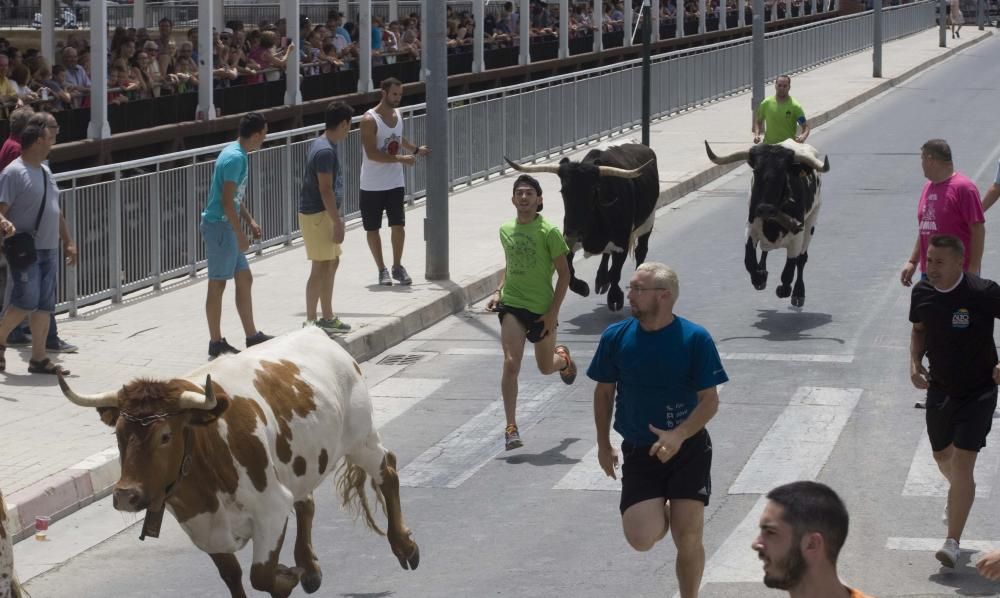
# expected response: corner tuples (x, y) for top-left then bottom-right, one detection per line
(48, 1), (933, 315)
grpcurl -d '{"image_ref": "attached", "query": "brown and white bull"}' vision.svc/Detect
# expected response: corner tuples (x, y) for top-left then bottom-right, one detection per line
(57, 327), (419, 598)
(0, 490), (21, 598)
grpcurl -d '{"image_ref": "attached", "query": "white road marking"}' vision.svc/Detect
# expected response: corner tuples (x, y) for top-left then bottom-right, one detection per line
(701, 496), (771, 585)
(902, 434), (999, 498)
(887, 536), (1000, 554)
(729, 387), (864, 494)
(553, 431), (625, 492)
(444, 347), (596, 358)
(369, 378), (447, 429)
(718, 352), (854, 363)
(400, 381), (570, 488)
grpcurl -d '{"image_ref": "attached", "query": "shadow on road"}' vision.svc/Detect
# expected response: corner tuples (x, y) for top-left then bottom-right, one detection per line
(720, 309), (844, 344)
(498, 438), (582, 466)
(928, 552), (1000, 596)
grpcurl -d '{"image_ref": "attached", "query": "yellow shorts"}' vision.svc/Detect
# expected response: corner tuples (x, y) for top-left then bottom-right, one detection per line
(299, 211), (343, 261)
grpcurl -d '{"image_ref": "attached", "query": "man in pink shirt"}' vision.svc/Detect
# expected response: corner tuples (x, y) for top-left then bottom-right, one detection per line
(901, 139), (984, 286)
(0, 106), (33, 171)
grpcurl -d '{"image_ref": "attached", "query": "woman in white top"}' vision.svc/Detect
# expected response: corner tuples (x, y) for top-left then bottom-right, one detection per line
(948, 0), (964, 38)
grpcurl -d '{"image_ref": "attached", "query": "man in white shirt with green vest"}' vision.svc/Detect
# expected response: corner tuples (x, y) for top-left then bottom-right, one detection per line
(753, 75), (810, 145)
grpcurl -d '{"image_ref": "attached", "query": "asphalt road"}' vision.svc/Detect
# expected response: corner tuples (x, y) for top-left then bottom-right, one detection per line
(22, 35), (1000, 598)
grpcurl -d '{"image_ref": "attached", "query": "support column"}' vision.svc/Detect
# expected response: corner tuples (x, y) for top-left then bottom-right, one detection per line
(359, 0), (373, 92)
(339, 0), (348, 19)
(41, 0), (55, 61)
(624, 0), (634, 46)
(420, 0), (427, 81)
(197, 0), (216, 120)
(425, 0), (449, 280)
(751, 0), (764, 115)
(88, 1), (110, 138)
(699, 0), (707, 31)
(812, 0), (818, 15)
(134, 0), (145, 28)
(939, 0), (947, 46)
(560, 0), (570, 56)
(593, 0), (603, 51)
(284, 0), (301, 105)
(872, 0), (882, 77)
(519, 0), (530, 65)
(652, 0), (661, 40)
(720, 0), (728, 30)
(675, 0), (684, 37)
(389, 0), (398, 22)
(215, 0), (223, 27)
(739, 0), (746, 27)
(473, 0), (485, 71)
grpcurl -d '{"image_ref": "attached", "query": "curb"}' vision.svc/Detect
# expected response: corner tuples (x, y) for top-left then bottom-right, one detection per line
(7, 30), (991, 545)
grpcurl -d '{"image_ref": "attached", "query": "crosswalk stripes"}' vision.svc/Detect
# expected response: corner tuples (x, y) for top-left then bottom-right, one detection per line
(370, 377), (448, 429)
(552, 430), (625, 492)
(902, 434), (1000, 498)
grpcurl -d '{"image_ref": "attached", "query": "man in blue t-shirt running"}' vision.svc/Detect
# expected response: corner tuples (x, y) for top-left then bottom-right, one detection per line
(588, 262), (728, 598)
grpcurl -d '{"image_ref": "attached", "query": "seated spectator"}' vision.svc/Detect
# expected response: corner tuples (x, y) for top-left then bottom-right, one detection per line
(61, 46), (90, 91)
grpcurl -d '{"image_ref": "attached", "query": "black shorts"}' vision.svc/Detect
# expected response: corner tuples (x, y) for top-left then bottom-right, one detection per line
(926, 386), (997, 453)
(360, 187), (405, 231)
(619, 429), (712, 514)
(497, 303), (547, 343)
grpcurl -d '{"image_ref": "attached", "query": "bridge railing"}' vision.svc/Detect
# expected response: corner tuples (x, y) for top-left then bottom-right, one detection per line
(49, 0), (934, 315)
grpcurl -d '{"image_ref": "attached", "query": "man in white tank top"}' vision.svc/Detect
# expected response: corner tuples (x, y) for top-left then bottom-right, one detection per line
(359, 77), (430, 286)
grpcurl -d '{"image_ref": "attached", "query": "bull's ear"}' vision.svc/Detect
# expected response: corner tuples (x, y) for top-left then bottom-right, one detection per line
(97, 407), (120, 428)
(559, 157), (570, 165)
(747, 148), (758, 169)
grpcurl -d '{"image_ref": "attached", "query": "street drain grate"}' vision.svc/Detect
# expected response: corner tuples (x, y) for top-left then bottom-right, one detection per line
(377, 353), (430, 366)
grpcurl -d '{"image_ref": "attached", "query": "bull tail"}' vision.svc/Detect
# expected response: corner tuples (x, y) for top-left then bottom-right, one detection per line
(335, 458), (387, 537)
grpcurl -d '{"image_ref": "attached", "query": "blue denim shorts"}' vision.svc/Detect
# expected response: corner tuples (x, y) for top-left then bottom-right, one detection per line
(201, 219), (250, 280)
(9, 248), (58, 312)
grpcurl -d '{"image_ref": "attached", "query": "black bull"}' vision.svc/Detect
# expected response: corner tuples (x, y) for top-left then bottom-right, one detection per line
(705, 140), (830, 307)
(506, 143), (659, 311)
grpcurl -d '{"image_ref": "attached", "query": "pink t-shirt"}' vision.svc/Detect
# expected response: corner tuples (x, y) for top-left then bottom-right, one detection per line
(917, 172), (984, 271)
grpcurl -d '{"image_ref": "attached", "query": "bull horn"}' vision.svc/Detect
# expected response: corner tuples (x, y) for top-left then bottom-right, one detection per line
(504, 156), (560, 175)
(794, 152), (829, 172)
(705, 141), (750, 165)
(597, 159), (653, 179)
(177, 375), (218, 411)
(57, 372), (119, 408)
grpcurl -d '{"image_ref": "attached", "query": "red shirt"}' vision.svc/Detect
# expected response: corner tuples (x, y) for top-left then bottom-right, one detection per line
(917, 172), (984, 272)
(0, 136), (22, 172)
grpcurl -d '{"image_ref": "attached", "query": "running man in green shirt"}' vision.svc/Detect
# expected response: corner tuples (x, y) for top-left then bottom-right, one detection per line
(486, 174), (578, 451)
(753, 75), (811, 145)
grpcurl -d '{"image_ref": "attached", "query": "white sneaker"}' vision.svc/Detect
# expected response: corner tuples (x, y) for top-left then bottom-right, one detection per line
(936, 538), (960, 568)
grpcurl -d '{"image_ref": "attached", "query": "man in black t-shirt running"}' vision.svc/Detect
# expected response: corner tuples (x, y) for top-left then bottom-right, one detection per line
(909, 234), (1000, 569)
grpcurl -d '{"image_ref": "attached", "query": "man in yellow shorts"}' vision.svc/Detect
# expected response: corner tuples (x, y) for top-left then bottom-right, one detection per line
(299, 101), (354, 335)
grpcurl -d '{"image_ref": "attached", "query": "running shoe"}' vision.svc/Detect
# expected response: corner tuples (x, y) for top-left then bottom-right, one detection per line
(379, 268), (393, 286)
(245, 331), (274, 348)
(554, 345), (577, 385)
(936, 538), (960, 568)
(47, 337), (78, 353)
(318, 316), (352, 334)
(504, 424), (523, 451)
(208, 338), (240, 357)
(392, 264), (413, 286)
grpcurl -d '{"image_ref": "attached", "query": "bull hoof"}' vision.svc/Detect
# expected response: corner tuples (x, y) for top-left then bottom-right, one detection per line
(397, 544), (420, 571)
(607, 286), (625, 311)
(775, 285), (791, 299)
(595, 281), (611, 295)
(301, 570), (323, 594)
(751, 271), (768, 291)
(570, 279), (590, 297)
(791, 296), (805, 307)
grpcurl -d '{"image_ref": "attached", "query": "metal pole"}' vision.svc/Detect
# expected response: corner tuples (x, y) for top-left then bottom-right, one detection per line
(134, 0), (145, 28)
(739, 0), (746, 26)
(284, 0), (302, 105)
(473, 0), (485, 71)
(88, 1), (110, 139)
(425, 0), (449, 280)
(751, 0), (765, 113)
(699, 0), (707, 32)
(873, 0), (882, 77)
(940, 0), (947, 46)
(642, 0), (651, 146)
(41, 0), (55, 61)
(197, 0), (215, 120)
(593, 0), (604, 52)
(978, 0), (984, 29)
(359, 0), (373, 92)
(389, 0), (398, 23)
(519, 0), (530, 65)
(560, 0), (570, 56)
(624, 0), (634, 46)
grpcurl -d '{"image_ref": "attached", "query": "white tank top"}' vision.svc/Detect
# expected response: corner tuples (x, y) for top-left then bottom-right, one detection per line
(360, 108), (406, 191)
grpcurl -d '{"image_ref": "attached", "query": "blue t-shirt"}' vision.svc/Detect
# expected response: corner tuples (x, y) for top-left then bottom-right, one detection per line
(336, 25), (351, 43)
(203, 142), (248, 223)
(299, 135), (344, 214)
(587, 316), (729, 446)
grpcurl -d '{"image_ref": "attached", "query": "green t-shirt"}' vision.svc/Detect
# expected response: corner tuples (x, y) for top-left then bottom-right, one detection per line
(499, 215), (570, 315)
(756, 96), (806, 144)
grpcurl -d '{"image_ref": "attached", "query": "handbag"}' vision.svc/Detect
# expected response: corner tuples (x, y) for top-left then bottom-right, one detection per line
(2, 170), (48, 271)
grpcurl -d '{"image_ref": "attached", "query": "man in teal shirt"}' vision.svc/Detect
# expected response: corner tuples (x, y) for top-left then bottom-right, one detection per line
(753, 75), (810, 145)
(201, 112), (273, 357)
(486, 175), (577, 450)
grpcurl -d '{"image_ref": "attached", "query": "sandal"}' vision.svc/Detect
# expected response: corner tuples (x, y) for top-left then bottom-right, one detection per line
(28, 358), (70, 376)
(0, 344), (5, 372)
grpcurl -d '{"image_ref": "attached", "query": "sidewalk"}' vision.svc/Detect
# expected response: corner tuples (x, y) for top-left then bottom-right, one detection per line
(1, 27), (992, 542)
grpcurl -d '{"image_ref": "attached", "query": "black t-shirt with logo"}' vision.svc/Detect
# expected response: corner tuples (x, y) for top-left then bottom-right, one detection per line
(909, 273), (1000, 397)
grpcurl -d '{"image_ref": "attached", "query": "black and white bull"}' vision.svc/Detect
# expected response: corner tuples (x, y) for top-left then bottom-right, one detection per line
(505, 143), (659, 311)
(705, 139), (830, 307)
